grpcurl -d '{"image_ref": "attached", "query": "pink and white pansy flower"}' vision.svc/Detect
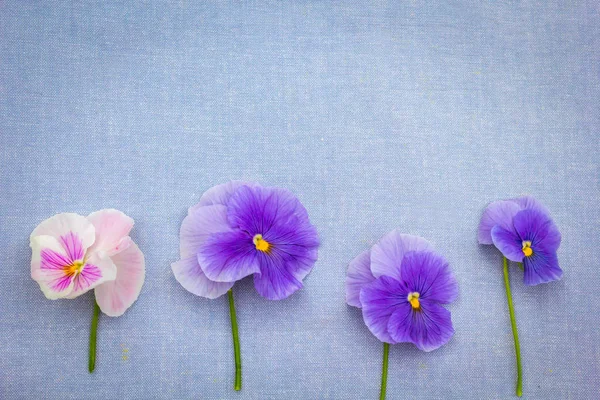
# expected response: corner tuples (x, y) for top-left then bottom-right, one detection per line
(30, 210), (145, 317)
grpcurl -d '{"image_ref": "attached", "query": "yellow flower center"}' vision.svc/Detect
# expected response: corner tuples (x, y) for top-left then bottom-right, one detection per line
(522, 240), (533, 257)
(64, 260), (84, 277)
(253, 234), (271, 253)
(407, 292), (420, 309)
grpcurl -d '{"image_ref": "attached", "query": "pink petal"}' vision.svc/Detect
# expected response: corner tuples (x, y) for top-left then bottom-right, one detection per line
(94, 242), (145, 316)
(86, 209), (134, 256)
(30, 235), (75, 299)
(171, 256), (233, 299)
(30, 213), (96, 256)
(179, 204), (232, 258)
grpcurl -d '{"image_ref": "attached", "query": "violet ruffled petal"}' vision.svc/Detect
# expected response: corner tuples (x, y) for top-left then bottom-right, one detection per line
(253, 252), (304, 300)
(523, 250), (563, 286)
(370, 231), (432, 280)
(400, 251), (458, 304)
(171, 255), (234, 299)
(179, 204), (232, 258)
(513, 208), (561, 253)
(359, 276), (409, 344)
(345, 249), (375, 308)
(491, 225), (525, 262)
(478, 200), (521, 245)
(197, 230), (261, 282)
(403, 300), (455, 352)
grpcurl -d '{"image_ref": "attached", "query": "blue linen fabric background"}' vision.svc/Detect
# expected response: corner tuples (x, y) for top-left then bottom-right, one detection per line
(1, 1), (599, 399)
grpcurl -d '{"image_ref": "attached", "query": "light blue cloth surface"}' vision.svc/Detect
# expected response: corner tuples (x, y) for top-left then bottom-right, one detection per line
(1, 1), (599, 399)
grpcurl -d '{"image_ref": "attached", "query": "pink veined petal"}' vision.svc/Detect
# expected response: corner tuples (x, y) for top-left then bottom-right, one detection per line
(30, 235), (75, 299)
(94, 242), (145, 316)
(171, 256), (234, 299)
(65, 252), (118, 299)
(179, 204), (233, 258)
(86, 209), (134, 256)
(370, 231), (433, 280)
(30, 213), (96, 254)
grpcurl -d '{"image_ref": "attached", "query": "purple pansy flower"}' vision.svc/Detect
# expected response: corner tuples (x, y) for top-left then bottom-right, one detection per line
(172, 181), (319, 300)
(172, 181), (319, 391)
(478, 196), (562, 397)
(346, 230), (458, 399)
(478, 195), (562, 285)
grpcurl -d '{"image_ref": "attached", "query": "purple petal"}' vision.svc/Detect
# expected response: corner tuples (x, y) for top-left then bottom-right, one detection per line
(59, 232), (85, 262)
(510, 196), (550, 215)
(523, 250), (563, 286)
(197, 230), (261, 282)
(345, 249), (375, 308)
(253, 253), (304, 300)
(370, 231), (433, 280)
(399, 300), (455, 352)
(226, 185), (311, 234)
(359, 276), (409, 343)
(190, 181), (257, 213)
(478, 200), (521, 245)
(513, 208), (561, 253)
(400, 251), (458, 304)
(491, 225), (524, 262)
(172, 256), (234, 299)
(179, 204), (233, 258)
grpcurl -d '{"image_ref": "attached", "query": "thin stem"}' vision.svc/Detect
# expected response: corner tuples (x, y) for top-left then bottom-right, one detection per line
(88, 301), (100, 373)
(503, 256), (523, 397)
(228, 289), (242, 391)
(379, 342), (389, 400)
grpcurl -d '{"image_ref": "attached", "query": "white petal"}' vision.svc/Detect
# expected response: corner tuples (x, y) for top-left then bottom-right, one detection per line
(30, 235), (75, 299)
(30, 213), (95, 253)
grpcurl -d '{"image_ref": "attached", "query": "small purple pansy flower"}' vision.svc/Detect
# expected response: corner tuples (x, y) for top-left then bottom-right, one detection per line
(30, 210), (145, 372)
(478, 196), (562, 397)
(172, 181), (319, 391)
(346, 230), (458, 399)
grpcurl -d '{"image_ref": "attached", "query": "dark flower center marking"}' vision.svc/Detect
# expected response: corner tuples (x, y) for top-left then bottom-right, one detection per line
(407, 292), (420, 310)
(521, 240), (533, 257)
(252, 234), (271, 253)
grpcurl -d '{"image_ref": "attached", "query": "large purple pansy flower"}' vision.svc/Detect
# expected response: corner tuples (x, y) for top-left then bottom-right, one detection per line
(172, 181), (319, 300)
(346, 231), (458, 399)
(478, 195), (562, 285)
(171, 181), (319, 391)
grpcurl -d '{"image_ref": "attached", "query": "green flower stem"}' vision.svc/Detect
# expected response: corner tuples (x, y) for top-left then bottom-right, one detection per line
(379, 342), (389, 400)
(88, 300), (100, 373)
(228, 289), (242, 391)
(503, 256), (523, 397)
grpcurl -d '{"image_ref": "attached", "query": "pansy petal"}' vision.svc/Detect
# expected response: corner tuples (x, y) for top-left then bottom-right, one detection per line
(370, 231), (433, 280)
(226, 185), (311, 235)
(197, 230), (261, 282)
(491, 225), (524, 262)
(523, 250), (563, 286)
(190, 181), (257, 213)
(65, 252), (117, 299)
(253, 253), (304, 300)
(407, 300), (455, 352)
(359, 276), (408, 343)
(179, 204), (232, 258)
(30, 235), (75, 299)
(171, 256), (233, 299)
(86, 209), (134, 256)
(386, 302), (414, 344)
(94, 242), (145, 316)
(510, 196), (550, 215)
(400, 251), (458, 304)
(345, 249), (375, 308)
(477, 200), (521, 245)
(30, 213), (96, 253)
(513, 208), (561, 253)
